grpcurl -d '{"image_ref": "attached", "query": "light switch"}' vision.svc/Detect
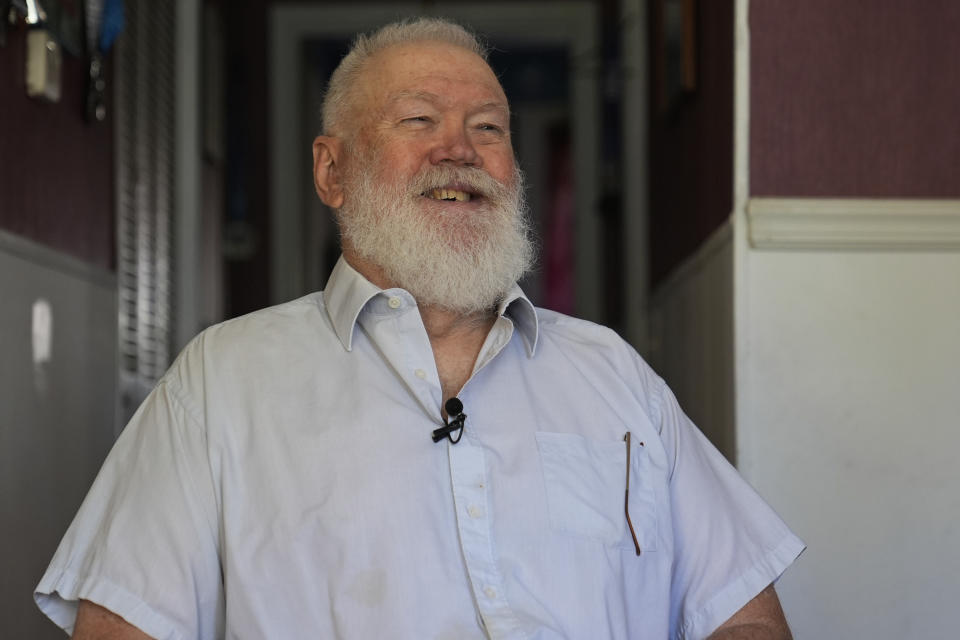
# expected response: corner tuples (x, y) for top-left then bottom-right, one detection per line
(32, 298), (52, 364)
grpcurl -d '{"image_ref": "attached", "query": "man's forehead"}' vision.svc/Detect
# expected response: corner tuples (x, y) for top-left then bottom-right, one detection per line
(384, 89), (509, 114)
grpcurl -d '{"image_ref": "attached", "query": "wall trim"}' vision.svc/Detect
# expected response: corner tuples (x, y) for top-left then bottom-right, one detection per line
(0, 229), (116, 288)
(747, 197), (960, 250)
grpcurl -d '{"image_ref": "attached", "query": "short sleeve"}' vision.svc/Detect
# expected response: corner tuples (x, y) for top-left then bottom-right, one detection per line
(34, 370), (223, 640)
(656, 379), (805, 640)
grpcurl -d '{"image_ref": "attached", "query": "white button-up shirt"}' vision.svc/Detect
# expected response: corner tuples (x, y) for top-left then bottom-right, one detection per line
(36, 256), (803, 640)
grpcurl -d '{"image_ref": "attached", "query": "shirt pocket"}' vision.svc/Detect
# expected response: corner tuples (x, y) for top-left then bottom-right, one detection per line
(535, 431), (658, 552)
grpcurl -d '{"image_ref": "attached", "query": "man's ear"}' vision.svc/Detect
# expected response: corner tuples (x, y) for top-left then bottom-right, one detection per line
(313, 135), (345, 208)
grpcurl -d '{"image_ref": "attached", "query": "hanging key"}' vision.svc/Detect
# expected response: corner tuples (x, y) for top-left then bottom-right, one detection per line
(24, 0), (62, 102)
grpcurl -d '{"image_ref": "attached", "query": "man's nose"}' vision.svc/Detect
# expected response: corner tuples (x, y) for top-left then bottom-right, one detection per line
(429, 124), (481, 168)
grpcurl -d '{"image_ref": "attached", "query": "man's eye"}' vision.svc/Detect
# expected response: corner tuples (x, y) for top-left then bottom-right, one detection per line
(402, 116), (431, 124)
(477, 123), (505, 133)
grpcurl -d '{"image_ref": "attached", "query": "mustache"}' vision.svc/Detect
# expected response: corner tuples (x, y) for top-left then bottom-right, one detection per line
(407, 165), (513, 200)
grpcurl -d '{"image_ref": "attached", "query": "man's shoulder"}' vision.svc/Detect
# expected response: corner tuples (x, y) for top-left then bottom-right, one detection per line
(169, 292), (336, 373)
(206, 291), (329, 341)
(526, 306), (666, 430)
(531, 306), (659, 380)
(533, 306), (633, 352)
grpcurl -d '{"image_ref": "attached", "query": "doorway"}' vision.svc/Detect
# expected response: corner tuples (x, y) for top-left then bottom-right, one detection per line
(269, 2), (605, 320)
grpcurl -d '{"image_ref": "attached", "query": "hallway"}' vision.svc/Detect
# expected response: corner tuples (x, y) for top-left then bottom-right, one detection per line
(2, 1), (959, 638)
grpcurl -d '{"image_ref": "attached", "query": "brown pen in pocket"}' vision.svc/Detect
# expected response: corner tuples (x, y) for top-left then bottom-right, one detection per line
(624, 432), (642, 556)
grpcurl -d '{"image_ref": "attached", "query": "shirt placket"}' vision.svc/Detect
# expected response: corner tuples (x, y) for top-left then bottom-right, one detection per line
(448, 440), (527, 640)
(364, 297), (527, 638)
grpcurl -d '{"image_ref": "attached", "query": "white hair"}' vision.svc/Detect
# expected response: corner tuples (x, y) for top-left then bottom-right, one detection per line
(321, 17), (489, 137)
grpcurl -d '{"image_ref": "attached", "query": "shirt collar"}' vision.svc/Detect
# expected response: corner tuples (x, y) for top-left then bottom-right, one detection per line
(323, 255), (539, 357)
(323, 256), (382, 352)
(497, 284), (539, 357)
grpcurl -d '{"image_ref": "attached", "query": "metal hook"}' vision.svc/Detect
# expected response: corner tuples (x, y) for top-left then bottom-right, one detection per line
(23, 0), (46, 25)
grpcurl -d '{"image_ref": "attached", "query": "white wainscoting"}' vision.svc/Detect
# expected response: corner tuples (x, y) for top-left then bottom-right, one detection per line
(736, 198), (960, 640)
(651, 191), (960, 638)
(0, 232), (118, 638)
(649, 220), (735, 461)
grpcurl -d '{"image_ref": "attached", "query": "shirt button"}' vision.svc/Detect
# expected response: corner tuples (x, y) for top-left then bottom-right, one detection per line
(483, 586), (497, 600)
(414, 368), (426, 379)
(467, 505), (485, 519)
(387, 296), (402, 309)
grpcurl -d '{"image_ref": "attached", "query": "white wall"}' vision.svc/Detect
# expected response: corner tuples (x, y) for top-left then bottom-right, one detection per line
(735, 242), (960, 638)
(642, 193), (960, 638)
(0, 232), (118, 638)
(654, 202), (960, 637)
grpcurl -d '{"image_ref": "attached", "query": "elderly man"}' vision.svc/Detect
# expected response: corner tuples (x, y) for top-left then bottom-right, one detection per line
(36, 18), (803, 640)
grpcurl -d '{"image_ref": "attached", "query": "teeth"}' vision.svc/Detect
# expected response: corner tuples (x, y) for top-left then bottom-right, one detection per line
(427, 188), (471, 202)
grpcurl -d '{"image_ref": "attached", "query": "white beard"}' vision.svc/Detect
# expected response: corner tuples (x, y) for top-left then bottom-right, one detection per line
(337, 153), (534, 315)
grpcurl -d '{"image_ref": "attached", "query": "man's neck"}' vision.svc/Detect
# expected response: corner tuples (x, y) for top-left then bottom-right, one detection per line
(342, 250), (498, 404)
(419, 304), (496, 409)
(418, 304), (494, 341)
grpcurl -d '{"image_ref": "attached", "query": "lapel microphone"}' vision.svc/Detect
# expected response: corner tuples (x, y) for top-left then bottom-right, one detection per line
(432, 397), (466, 444)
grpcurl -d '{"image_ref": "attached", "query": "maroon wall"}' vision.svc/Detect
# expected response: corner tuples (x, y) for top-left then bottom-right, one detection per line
(751, 0), (960, 197)
(648, 0), (734, 287)
(0, 24), (114, 270)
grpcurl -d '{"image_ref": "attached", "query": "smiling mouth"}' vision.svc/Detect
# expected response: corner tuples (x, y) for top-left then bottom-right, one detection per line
(422, 188), (473, 202)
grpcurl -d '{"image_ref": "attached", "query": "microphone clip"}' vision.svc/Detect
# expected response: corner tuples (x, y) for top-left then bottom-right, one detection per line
(432, 397), (467, 444)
